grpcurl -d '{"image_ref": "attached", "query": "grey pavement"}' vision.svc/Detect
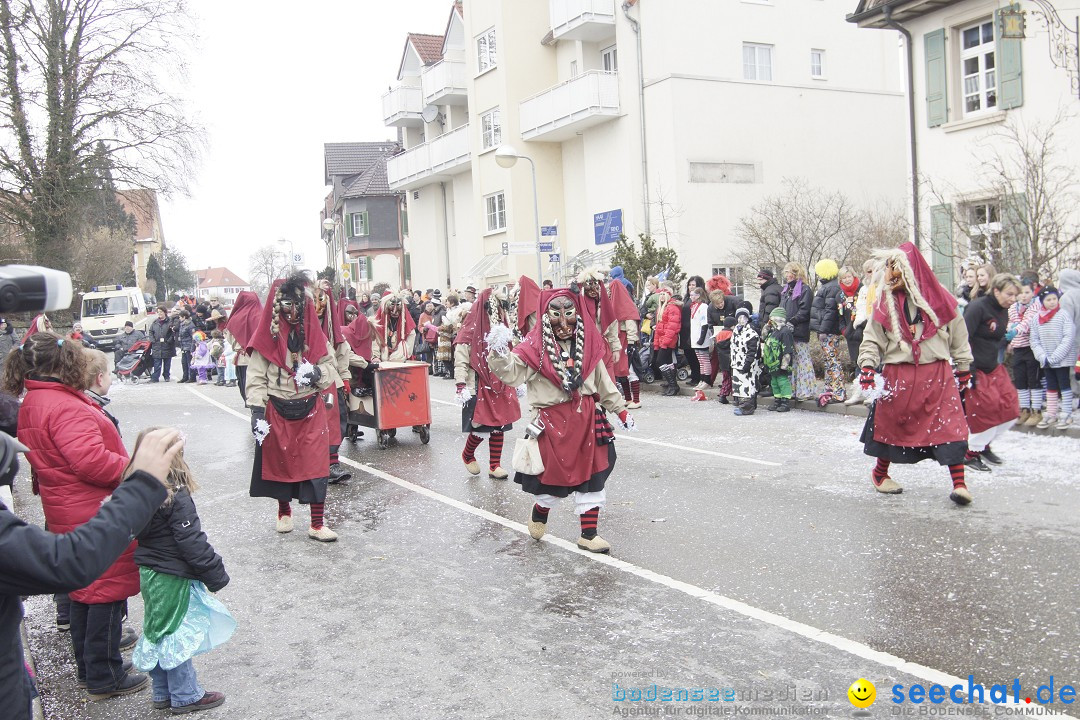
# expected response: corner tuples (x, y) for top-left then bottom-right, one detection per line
(13, 362), (1080, 719)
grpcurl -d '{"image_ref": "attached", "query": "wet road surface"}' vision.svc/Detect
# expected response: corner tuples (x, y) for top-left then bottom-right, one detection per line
(14, 368), (1080, 718)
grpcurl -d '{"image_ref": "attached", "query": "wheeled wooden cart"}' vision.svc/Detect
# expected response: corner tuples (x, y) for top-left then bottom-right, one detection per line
(346, 361), (432, 449)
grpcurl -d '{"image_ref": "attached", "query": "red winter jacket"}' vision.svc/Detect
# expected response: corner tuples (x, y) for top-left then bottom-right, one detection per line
(17, 379), (137, 604)
(652, 296), (682, 350)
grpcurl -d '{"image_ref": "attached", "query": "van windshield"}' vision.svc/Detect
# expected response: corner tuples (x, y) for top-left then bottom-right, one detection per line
(82, 296), (130, 317)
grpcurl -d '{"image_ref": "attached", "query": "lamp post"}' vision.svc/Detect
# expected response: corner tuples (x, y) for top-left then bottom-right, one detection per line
(495, 144), (544, 283)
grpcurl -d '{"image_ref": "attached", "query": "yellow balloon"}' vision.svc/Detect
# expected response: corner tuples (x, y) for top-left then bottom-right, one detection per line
(848, 678), (877, 709)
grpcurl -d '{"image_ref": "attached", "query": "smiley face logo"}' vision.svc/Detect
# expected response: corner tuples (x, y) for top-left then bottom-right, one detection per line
(848, 678), (876, 708)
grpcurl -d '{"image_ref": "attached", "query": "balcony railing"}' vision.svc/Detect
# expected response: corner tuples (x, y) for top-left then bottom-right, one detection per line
(382, 85), (423, 127)
(421, 59), (468, 106)
(520, 71), (620, 142)
(387, 124), (472, 190)
(550, 0), (616, 42)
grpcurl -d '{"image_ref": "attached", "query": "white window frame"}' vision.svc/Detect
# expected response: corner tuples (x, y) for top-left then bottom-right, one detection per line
(966, 201), (1002, 260)
(810, 49), (825, 79)
(710, 266), (745, 298)
(959, 19), (996, 117)
(351, 212), (369, 237)
(476, 27), (498, 75)
(601, 45), (618, 73)
(570, 60), (579, 78)
(742, 43), (773, 82)
(485, 192), (506, 234)
(481, 107), (502, 150)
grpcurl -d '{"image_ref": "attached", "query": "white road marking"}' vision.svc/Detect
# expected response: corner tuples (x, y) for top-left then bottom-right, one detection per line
(185, 387), (1061, 714)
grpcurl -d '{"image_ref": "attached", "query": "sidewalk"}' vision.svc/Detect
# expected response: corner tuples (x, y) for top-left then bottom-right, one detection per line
(641, 380), (1080, 439)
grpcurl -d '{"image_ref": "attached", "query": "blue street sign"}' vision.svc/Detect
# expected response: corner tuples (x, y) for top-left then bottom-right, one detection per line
(541, 226), (558, 237)
(548, 253), (561, 263)
(539, 241), (554, 252)
(594, 209), (622, 245)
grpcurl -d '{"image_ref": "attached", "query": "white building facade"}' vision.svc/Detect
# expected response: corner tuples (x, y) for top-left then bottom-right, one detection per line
(850, 0), (1080, 287)
(385, 0), (909, 293)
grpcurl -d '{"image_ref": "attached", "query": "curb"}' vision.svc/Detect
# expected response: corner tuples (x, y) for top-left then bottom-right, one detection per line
(639, 380), (1080, 439)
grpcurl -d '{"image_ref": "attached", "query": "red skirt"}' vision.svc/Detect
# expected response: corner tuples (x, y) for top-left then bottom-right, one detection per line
(614, 330), (630, 377)
(873, 360), (968, 447)
(532, 395), (610, 488)
(261, 396), (330, 483)
(322, 388), (342, 447)
(966, 364), (1020, 434)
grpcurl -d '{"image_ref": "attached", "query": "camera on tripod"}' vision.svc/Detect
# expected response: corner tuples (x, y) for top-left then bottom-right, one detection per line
(0, 265), (73, 314)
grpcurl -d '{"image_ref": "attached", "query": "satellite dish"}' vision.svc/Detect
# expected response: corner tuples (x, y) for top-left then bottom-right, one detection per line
(421, 104), (442, 124)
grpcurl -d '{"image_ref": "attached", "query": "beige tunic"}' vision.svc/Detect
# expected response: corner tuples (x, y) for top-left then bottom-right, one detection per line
(245, 341), (337, 410)
(371, 325), (416, 363)
(858, 306), (972, 372)
(454, 343), (477, 387)
(225, 331), (249, 367)
(488, 343), (627, 418)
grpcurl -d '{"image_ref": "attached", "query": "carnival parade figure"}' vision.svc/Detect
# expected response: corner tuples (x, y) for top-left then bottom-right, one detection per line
(576, 268), (622, 381)
(607, 278), (642, 409)
(858, 243), (975, 505)
(372, 293), (416, 362)
(223, 291), (261, 404)
(454, 288), (521, 479)
(313, 282), (351, 484)
(246, 274), (340, 541)
(488, 289), (634, 553)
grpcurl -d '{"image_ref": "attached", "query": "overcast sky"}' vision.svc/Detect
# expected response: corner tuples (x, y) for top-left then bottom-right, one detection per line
(159, 0), (453, 284)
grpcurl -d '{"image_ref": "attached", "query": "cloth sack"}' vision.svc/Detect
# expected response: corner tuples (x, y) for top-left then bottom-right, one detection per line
(512, 435), (545, 475)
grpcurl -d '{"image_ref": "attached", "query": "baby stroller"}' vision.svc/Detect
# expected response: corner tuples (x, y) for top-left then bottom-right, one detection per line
(633, 335), (656, 384)
(115, 340), (152, 383)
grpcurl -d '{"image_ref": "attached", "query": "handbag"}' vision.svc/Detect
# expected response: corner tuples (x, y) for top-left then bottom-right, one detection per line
(511, 435), (545, 475)
(413, 335), (431, 356)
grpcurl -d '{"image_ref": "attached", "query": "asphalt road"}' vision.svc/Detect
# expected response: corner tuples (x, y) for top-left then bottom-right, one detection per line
(14, 362), (1080, 719)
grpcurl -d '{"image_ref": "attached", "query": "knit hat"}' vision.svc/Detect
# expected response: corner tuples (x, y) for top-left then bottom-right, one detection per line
(757, 268), (774, 281)
(1039, 285), (1060, 300)
(735, 307), (751, 321)
(124, 320), (134, 328)
(815, 258), (839, 281)
(723, 316), (736, 329)
(769, 306), (787, 322)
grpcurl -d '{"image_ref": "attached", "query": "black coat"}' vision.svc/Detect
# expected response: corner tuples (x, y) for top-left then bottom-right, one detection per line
(134, 488), (229, 592)
(757, 279), (782, 325)
(810, 278), (844, 336)
(148, 317), (176, 359)
(0, 472), (166, 720)
(964, 294), (1008, 373)
(779, 281), (813, 342)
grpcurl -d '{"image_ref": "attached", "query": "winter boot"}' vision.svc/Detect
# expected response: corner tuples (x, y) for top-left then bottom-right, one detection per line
(766, 397), (781, 411)
(776, 398), (791, 412)
(1017, 408), (1031, 425)
(662, 367), (680, 396)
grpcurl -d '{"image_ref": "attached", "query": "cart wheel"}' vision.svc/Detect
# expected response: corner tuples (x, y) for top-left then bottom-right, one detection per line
(130, 377), (139, 385)
(677, 368), (690, 382)
(419, 425), (430, 444)
(377, 430), (389, 449)
(642, 369), (655, 384)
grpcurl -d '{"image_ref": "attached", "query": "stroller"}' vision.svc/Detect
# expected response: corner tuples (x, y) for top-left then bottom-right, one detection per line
(632, 336), (689, 385)
(115, 340), (152, 383)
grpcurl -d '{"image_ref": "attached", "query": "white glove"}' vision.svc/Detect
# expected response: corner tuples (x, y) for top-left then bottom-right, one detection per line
(616, 411), (636, 431)
(484, 324), (513, 358)
(456, 383), (473, 406)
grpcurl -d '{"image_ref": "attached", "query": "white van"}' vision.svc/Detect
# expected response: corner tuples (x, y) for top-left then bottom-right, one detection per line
(80, 285), (153, 350)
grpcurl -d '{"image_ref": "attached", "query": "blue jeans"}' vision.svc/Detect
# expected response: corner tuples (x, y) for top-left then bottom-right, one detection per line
(150, 659), (204, 707)
(151, 356), (171, 381)
(69, 600), (125, 692)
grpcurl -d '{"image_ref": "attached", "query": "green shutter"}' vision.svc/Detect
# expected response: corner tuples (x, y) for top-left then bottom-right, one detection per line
(995, 5), (1024, 109)
(1001, 193), (1028, 272)
(365, 257), (373, 280)
(402, 206), (409, 236)
(925, 29), (948, 128)
(361, 212), (370, 237)
(404, 252), (412, 282)
(930, 204), (955, 288)
(345, 213), (354, 238)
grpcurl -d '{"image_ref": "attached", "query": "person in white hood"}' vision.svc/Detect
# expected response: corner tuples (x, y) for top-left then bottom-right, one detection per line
(1057, 269), (1080, 399)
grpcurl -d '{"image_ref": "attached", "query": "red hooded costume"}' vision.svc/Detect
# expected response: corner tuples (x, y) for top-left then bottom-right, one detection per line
(455, 289), (521, 430)
(515, 275), (542, 336)
(607, 281), (641, 377)
(227, 291), (262, 351)
(373, 297), (417, 360)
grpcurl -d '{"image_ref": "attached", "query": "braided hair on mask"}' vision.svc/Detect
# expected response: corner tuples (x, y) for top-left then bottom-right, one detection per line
(540, 299), (586, 393)
(271, 273), (310, 367)
(487, 291), (503, 337)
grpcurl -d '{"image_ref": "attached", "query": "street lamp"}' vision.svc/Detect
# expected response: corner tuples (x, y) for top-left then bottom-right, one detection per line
(495, 144), (544, 283)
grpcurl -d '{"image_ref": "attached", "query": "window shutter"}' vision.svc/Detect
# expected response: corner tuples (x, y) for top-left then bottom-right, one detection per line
(924, 29), (947, 127)
(361, 212), (370, 236)
(1001, 193), (1029, 271)
(345, 213), (354, 238)
(404, 252), (412, 282)
(930, 204), (955, 288)
(366, 258), (374, 281)
(995, 5), (1024, 109)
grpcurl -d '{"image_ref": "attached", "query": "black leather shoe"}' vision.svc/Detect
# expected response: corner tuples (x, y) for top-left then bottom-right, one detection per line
(87, 671), (148, 700)
(328, 464), (352, 484)
(964, 455), (992, 473)
(980, 447), (1004, 465)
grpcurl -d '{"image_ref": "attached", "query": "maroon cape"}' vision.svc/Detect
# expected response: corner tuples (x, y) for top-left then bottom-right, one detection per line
(608, 281), (640, 377)
(455, 289), (521, 428)
(373, 300), (417, 358)
(226, 291), (262, 350)
(248, 278), (329, 373)
(516, 275), (541, 335)
(873, 242), (959, 362)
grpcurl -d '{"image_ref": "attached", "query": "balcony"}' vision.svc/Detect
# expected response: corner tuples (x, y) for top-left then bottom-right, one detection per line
(550, 0), (616, 42)
(382, 85), (423, 127)
(387, 123), (472, 191)
(421, 59), (468, 107)
(520, 71), (620, 142)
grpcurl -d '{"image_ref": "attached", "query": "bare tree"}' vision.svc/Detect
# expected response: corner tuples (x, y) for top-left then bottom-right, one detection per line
(735, 178), (890, 279)
(649, 183), (685, 249)
(0, 0), (201, 275)
(248, 244), (289, 299)
(926, 108), (1080, 276)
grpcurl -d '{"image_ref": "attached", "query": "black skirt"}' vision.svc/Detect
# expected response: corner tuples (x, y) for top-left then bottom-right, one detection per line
(860, 402), (966, 466)
(461, 397), (512, 434)
(249, 443), (328, 504)
(513, 443), (617, 498)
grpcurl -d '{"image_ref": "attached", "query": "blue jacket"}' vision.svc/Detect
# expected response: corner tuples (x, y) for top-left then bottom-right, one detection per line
(609, 266), (634, 297)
